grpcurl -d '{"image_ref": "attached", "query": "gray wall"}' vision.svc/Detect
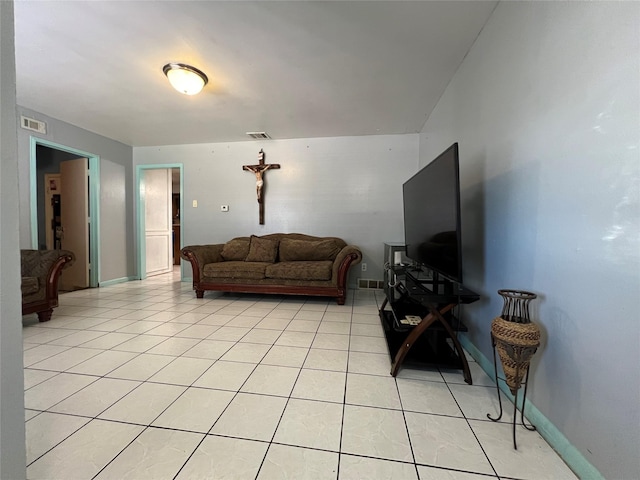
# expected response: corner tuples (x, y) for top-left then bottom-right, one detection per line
(100, 158), (131, 281)
(17, 107), (136, 283)
(419, 2), (639, 479)
(0, 1), (27, 477)
(134, 134), (418, 285)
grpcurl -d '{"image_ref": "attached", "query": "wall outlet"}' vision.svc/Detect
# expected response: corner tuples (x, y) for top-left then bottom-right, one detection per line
(192, 200), (198, 208)
(361, 262), (367, 272)
(221, 205), (229, 212)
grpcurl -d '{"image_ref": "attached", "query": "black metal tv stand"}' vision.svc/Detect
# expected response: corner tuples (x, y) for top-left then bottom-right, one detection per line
(379, 264), (480, 384)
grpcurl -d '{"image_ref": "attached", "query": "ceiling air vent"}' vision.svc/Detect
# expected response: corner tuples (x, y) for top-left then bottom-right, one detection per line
(20, 116), (47, 134)
(246, 132), (271, 140)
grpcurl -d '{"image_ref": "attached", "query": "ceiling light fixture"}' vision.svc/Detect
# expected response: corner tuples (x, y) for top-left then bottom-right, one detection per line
(162, 63), (208, 95)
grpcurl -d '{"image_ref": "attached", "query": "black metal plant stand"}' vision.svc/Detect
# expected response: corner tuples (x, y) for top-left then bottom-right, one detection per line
(487, 339), (537, 449)
(487, 289), (541, 450)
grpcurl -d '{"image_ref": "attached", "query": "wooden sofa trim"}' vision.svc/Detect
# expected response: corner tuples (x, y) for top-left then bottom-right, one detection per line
(22, 252), (75, 322)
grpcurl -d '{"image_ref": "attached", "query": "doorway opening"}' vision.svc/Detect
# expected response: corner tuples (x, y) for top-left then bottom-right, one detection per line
(29, 137), (100, 289)
(136, 164), (183, 280)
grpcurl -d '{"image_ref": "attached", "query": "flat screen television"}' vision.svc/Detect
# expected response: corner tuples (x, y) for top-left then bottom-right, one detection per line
(403, 143), (463, 284)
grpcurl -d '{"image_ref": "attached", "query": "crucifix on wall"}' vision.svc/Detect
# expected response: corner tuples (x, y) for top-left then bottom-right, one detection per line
(243, 149), (280, 224)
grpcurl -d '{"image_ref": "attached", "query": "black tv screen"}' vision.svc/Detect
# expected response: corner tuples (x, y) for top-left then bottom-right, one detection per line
(403, 143), (462, 283)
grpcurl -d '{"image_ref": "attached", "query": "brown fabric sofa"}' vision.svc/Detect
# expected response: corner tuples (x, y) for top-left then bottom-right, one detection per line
(181, 233), (362, 305)
(21, 249), (75, 322)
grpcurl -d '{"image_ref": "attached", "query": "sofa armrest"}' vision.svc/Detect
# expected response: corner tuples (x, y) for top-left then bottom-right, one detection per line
(21, 249), (74, 280)
(332, 245), (362, 287)
(44, 252), (75, 301)
(181, 244), (224, 283)
(20, 249), (74, 304)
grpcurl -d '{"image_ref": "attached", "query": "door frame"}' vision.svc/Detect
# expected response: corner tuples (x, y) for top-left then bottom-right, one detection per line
(135, 164), (183, 280)
(29, 137), (100, 288)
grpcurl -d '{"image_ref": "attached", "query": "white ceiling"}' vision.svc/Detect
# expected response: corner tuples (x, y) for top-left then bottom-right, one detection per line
(14, 1), (497, 147)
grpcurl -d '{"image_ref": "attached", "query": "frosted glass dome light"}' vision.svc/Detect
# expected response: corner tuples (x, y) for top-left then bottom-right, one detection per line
(163, 63), (208, 95)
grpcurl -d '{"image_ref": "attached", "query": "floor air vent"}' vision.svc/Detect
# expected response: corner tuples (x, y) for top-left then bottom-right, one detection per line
(358, 279), (384, 290)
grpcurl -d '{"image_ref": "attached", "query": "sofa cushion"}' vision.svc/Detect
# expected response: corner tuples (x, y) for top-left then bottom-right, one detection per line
(21, 276), (39, 296)
(279, 238), (342, 262)
(265, 261), (333, 281)
(245, 236), (279, 263)
(220, 238), (250, 261)
(203, 261), (268, 280)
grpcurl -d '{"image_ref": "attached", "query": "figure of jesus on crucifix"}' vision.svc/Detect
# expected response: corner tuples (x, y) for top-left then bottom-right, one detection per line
(243, 149), (280, 224)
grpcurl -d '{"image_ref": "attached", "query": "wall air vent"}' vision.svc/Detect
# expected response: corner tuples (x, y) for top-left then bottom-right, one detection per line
(20, 116), (47, 134)
(246, 132), (271, 140)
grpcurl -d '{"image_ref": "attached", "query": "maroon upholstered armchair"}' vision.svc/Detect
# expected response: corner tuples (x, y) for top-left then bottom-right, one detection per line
(21, 249), (75, 322)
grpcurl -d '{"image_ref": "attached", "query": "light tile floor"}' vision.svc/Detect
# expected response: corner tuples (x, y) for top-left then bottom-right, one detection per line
(22, 269), (578, 480)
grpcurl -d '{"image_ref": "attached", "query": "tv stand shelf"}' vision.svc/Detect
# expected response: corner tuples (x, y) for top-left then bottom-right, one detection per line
(379, 261), (479, 383)
(379, 308), (467, 369)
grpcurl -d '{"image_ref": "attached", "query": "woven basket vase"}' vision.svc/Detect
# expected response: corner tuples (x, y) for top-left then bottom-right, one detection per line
(491, 316), (541, 395)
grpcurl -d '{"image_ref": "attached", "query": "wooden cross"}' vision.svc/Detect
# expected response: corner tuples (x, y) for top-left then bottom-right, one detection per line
(243, 149), (280, 224)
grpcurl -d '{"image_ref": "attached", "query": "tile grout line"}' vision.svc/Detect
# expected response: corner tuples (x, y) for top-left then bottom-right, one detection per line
(93, 295), (270, 480)
(442, 365), (500, 478)
(169, 295), (308, 480)
(251, 298), (328, 480)
(25, 284), (529, 480)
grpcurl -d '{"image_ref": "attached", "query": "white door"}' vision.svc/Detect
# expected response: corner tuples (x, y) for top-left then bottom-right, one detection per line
(144, 169), (173, 276)
(59, 158), (89, 291)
